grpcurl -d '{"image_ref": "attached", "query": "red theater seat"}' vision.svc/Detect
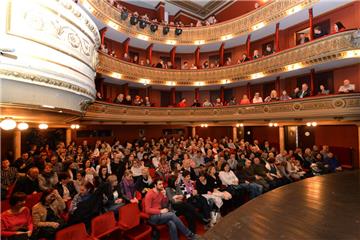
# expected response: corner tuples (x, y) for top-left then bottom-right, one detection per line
(25, 192), (42, 210)
(91, 211), (121, 239)
(55, 223), (94, 240)
(118, 203), (152, 240)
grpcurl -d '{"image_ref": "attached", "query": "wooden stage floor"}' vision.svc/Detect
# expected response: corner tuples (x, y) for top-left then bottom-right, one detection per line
(204, 170), (360, 240)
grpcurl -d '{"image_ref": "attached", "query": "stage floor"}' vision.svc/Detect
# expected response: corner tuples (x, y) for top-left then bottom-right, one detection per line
(204, 170), (360, 240)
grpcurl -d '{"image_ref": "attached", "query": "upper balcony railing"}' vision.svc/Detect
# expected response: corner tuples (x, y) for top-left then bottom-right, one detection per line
(83, 93), (360, 124)
(82, 0), (319, 45)
(97, 30), (360, 87)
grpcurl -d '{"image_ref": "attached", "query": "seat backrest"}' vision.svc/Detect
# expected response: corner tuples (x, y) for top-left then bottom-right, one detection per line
(55, 223), (90, 240)
(91, 211), (117, 237)
(118, 203), (140, 229)
(1, 200), (10, 212)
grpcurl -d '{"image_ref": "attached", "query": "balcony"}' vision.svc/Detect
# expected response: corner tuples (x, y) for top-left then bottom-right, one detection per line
(83, 93), (360, 124)
(96, 30), (360, 87)
(82, 0), (319, 45)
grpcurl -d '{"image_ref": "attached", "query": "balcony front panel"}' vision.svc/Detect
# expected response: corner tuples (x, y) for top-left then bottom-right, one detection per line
(83, 94), (360, 124)
(97, 30), (360, 87)
(82, 0), (318, 45)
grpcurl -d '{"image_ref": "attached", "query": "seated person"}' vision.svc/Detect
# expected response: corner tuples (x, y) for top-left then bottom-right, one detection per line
(114, 93), (124, 104)
(123, 53), (131, 62)
(181, 61), (189, 70)
(338, 79), (355, 93)
(313, 26), (326, 39)
(297, 33), (310, 45)
(178, 98), (187, 107)
(104, 175), (127, 215)
(252, 92), (263, 103)
(214, 98), (223, 107)
(333, 22), (345, 33)
(1, 159), (18, 200)
(298, 83), (311, 98)
(323, 152), (342, 173)
(291, 87), (300, 98)
(318, 85), (330, 95)
(253, 50), (261, 59)
(191, 99), (201, 107)
(32, 189), (65, 239)
(13, 167), (40, 195)
(132, 55), (139, 64)
(96, 92), (103, 101)
(166, 176), (209, 233)
(120, 170), (138, 203)
(133, 95), (143, 106)
(123, 95), (132, 105)
(144, 96), (152, 107)
(227, 97), (237, 106)
(156, 60), (165, 68)
(38, 163), (58, 191)
(240, 94), (250, 104)
(238, 53), (250, 63)
(202, 61), (209, 69)
(264, 90), (279, 102)
(190, 64), (197, 70)
(143, 179), (199, 240)
(202, 98), (213, 107)
(263, 44), (275, 56)
(135, 167), (153, 197)
(280, 90), (292, 101)
(225, 57), (232, 66)
(55, 172), (77, 202)
(1, 192), (33, 239)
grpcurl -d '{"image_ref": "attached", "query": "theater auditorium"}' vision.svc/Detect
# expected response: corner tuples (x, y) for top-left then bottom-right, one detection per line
(1, 0), (360, 239)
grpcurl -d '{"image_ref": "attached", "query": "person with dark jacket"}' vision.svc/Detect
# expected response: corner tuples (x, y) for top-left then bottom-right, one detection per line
(55, 172), (77, 202)
(13, 167), (40, 195)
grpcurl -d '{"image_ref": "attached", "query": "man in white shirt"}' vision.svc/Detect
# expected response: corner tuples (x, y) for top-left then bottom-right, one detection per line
(338, 79), (355, 93)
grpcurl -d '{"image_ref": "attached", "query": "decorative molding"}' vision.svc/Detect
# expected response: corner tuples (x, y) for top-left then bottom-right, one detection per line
(83, 94), (360, 124)
(97, 30), (359, 86)
(82, 0), (319, 45)
(0, 69), (96, 98)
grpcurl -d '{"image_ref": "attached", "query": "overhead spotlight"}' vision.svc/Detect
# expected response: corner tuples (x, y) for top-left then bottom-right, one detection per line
(150, 24), (158, 32)
(17, 122), (29, 130)
(130, 15), (139, 25)
(269, 122), (274, 127)
(175, 28), (182, 36)
(311, 122), (317, 127)
(0, 118), (16, 130)
(274, 123), (278, 127)
(139, 19), (147, 29)
(163, 26), (170, 35)
(120, 11), (129, 20)
(39, 123), (48, 129)
(306, 122), (311, 126)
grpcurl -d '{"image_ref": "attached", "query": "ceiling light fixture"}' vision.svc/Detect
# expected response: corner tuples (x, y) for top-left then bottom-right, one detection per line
(17, 122), (29, 130)
(39, 123), (48, 130)
(0, 118), (17, 130)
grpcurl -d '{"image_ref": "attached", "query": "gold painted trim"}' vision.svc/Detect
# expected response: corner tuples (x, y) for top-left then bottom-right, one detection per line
(0, 69), (96, 98)
(96, 30), (359, 86)
(83, 94), (360, 123)
(83, 0), (319, 45)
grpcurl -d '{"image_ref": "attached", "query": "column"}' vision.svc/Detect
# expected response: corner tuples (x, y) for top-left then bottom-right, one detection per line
(192, 126), (196, 138)
(246, 34), (251, 57)
(195, 47), (201, 69)
(246, 82), (251, 99)
(123, 38), (130, 55)
(275, 76), (281, 94)
(146, 86), (152, 98)
(170, 47), (176, 68)
(155, 2), (165, 22)
(194, 88), (199, 100)
(279, 126), (285, 153)
(66, 128), (72, 147)
(123, 83), (129, 96)
(357, 125), (360, 169)
(99, 27), (108, 45)
(220, 86), (225, 103)
(308, 8), (314, 41)
(219, 43), (225, 66)
(232, 127), (238, 142)
(13, 129), (21, 160)
(310, 69), (315, 96)
(146, 44), (153, 64)
(171, 87), (176, 106)
(275, 23), (280, 52)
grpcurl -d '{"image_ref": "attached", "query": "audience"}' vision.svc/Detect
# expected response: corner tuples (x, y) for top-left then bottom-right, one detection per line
(297, 33), (310, 45)
(252, 92), (263, 103)
(240, 95), (251, 104)
(298, 83), (311, 98)
(1, 130), (345, 239)
(263, 44), (275, 56)
(318, 85), (330, 95)
(333, 22), (345, 33)
(1, 159), (18, 200)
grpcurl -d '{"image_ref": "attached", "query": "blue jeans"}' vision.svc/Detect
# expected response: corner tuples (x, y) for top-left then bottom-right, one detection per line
(149, 212), (192, 240)
(238, 183), (263, 199)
